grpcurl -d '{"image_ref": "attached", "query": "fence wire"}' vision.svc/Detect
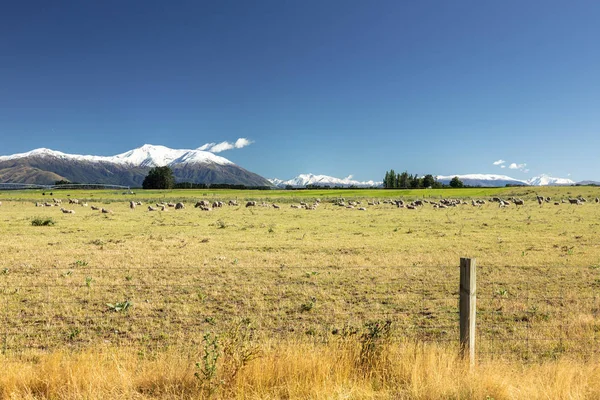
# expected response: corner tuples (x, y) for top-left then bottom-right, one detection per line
(1, 264), (598, 362)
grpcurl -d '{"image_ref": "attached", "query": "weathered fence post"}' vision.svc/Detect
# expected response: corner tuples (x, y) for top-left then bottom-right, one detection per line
(459, 257), (476, 367)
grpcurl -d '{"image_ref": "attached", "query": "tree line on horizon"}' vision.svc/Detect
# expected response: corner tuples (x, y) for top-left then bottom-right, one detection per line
(383, 170), (464, 189)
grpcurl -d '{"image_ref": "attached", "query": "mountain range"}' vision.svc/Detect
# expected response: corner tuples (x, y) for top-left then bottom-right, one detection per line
(270, 173), (578, 188)
(0, 145), (271, 187)
(0, 146), (586, 188)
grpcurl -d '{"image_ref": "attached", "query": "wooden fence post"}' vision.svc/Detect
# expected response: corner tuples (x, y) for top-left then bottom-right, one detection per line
(460, 257), (476, 367)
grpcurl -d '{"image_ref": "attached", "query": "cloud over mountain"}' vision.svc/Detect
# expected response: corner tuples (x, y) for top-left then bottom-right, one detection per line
(198, 138), (253, 153)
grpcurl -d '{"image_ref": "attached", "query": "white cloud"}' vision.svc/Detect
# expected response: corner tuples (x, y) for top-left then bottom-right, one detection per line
(509, 163), (527, 170)
(493, 159), (506, 166)
(500, 165), (506, 168)
(197, 138), (254, 153)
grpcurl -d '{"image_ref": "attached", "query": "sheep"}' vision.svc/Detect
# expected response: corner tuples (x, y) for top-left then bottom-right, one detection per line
(68, 199), (79, 204)
(60, 208), (75, 214)
(272, 204), (280, 209)
(596, 198), (599, 203)
(195, 200), (210, 208)
(136, 201), (143, 206)
(291, 204), (300, 209)
(513, 198), (524, 206)
(167, 202), (176, 207)
(91, 206), (100, 210)
(245, 201), (256, 207)
(148, 206), (157, 211)
(568, 198), (582, 205)
(101, 208), (113, 214)
(53, 198), (62, 204)
(175, 202), (185, 210)
(358, 207), (367, 211)
(228, 200), (238, 206)
(160, 205), (168, 211)
(129, 201), (136, 209)
(81, 202), (88, 207)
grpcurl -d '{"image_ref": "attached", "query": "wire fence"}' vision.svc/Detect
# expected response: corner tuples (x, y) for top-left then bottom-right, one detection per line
(1, 263), (599, 361)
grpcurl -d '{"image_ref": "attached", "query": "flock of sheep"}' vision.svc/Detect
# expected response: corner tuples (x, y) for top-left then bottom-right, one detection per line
(26, 194), (600, 215)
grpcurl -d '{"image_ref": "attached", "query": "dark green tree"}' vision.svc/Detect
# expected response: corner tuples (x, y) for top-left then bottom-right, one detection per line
(409, 174), (421, 189)
(384, 169), (397, 189)
(398, 171), (409, 188)
(422, 174), (435, 188)
(142, 166), (175, 189)
(449, 176), (464, 188)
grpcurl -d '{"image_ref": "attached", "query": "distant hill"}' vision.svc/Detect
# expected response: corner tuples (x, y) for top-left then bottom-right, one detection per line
(269, 173), (382, 188)
(0, 145), (272, 187)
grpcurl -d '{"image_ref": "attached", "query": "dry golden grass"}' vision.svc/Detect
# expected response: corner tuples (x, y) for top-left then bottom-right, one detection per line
(1, 342), (600, 399)
(0, 187), (599, 398)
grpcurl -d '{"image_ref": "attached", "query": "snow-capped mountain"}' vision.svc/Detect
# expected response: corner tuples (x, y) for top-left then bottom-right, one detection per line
(436, 174), (576, 187)
(0, 145), (269, 187)
(526, 175), (575, 186)
(436, 174), (528, 187)
(269, 173), (382, 188)
(0, 144), (233, 167)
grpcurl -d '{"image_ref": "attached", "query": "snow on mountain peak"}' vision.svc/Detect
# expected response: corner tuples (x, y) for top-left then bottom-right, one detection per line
(526, 175), (575, 186)
(269, 173), (382, 188)
(0, 145), (234, 167)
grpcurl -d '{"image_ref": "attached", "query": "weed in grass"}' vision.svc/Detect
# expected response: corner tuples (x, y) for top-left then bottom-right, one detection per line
(74, 259), (88, 267)
(85, 276), (93, 288)
(195, 332), (220, 395)
(31, 216), (55, 226)
(300, 299), (315, 312)
(106, 300), (132, 312)
(359, 319), (392, 370)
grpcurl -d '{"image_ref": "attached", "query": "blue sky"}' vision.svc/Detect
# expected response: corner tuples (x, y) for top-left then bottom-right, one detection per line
(1, 1), (599, 182)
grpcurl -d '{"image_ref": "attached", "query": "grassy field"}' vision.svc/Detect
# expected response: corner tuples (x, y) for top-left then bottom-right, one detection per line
(1, 187), (599, 399)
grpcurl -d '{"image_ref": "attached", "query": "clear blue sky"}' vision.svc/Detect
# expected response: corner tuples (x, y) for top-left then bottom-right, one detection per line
(1, 1), (599, 182)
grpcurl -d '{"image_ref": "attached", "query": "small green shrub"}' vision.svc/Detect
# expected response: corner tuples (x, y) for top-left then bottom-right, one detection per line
(31, 217), (55, 226)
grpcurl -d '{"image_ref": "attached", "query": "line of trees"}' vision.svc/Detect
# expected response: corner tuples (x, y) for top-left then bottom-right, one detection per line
(383, 170), (441, 189)
(383, 170), (464, 189)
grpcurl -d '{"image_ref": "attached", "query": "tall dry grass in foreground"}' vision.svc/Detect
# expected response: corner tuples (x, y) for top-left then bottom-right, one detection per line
(1, 341), (599, 399)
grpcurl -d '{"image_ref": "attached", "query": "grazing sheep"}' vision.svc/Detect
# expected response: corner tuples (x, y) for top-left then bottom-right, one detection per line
(406, 205), (416, 210)
(228, 200), (238, 206)
(513, 198), (524, 206)
(136, 201), (143, 206)
(160, 205), (168, 211)
(175, 202), (185, 210)
(60, 208), (75, 214)
(167, 202), (175, 207)
(101, 208), (113, 214)
(68, 199), (79, 204)
(129, 201), (136, 209)
(148, 206), (157, 211)
(195, 200), (210, 208)
(291, 204), (300, 209)
(81, 202), (88, 207)
(272, 204), (280, 209)
(596, 198), (599, 203)
(53, 198), (62, 204)
(568, 198), (582, 205)
(358, 207), (367, 211)
(91, 206), (100, 210)
(245, 201), (256, 207)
